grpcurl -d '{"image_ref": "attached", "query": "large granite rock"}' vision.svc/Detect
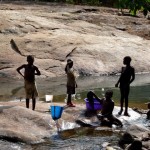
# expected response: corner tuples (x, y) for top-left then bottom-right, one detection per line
(0, 2), (150, 78)
(0, 104), (54, 144)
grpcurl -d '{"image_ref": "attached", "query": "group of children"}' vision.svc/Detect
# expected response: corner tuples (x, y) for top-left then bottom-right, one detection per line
(16, 55), (78, 109)
(16, 55), (149, 127)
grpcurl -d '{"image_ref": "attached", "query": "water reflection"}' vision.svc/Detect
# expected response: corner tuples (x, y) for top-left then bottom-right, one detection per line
(53, 85), (150, 109)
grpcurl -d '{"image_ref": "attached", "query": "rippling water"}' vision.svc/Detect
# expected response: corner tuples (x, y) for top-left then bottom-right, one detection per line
(0, 126), (121, 150)
(30, 128), (120, 150)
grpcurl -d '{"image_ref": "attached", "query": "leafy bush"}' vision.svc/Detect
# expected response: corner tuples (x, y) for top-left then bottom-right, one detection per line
(117, 0), (150, 16)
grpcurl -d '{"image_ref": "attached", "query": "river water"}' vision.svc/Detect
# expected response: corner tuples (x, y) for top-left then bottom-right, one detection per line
(49, 74), (150, 109)
(0, 73), (150, 109)
(0, 130), (121, 150)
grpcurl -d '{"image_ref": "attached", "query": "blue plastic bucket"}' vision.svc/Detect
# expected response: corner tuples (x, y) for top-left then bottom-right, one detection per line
(50, 106), (63, 120)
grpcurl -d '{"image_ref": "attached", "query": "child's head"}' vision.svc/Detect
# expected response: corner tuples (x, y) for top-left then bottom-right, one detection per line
(105, 90), (113, 99)
(87, 91), (94, 102)
(123, 56), (131, 65)
(65, 59), (73, 73)
(67, 59), (73, 68)
(27, 55), (34, 64)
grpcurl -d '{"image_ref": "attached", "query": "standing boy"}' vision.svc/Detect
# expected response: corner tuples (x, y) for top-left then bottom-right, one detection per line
(16, 55), (41, 110)
(65, 59), (77, 107)
(115, 56), (135, 116)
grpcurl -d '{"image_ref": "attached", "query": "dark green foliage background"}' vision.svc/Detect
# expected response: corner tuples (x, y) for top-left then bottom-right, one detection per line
(116, 0), (150, 16)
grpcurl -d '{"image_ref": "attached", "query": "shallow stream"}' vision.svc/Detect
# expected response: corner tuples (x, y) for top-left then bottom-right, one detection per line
(0, 74), (150, 109)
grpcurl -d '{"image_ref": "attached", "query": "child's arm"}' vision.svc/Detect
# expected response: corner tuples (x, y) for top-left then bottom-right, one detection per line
(34, 66), (41, 76)
(115, 67), (123, 87)
(129, 68), (135, 84)
(110, 101), (114, 114)
(91, 91), (102, 103)
(16, 65), (25, 78)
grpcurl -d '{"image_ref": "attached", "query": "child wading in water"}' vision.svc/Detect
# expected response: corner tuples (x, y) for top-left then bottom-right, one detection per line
(115, 56), (135, 116)
(16, 55), (41, 110)
(65, 59), (77, 107)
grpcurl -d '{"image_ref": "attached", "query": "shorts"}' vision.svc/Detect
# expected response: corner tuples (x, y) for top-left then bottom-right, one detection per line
(67, 86), (75, 94)
(24, 80), (38, 99)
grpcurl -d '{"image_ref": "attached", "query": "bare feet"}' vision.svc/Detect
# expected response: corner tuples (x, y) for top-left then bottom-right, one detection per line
(124, 112), (130, 117)
(67, 102), (76, 107)
(118, 109), (123, 115)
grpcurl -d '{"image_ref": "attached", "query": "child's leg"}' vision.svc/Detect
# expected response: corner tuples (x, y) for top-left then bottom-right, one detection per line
(67, 94), (75, 107)
(67, 86), (75, 107)
(118, 88), (124, 115)
(124, 86), (130, 116)
(101, 119), (112, 127)
(124, 97), (129, 114)
(113, 117), (123, 127)
(32, 98), (36, 110)
(108, 115), (123, 127)
(67, 86), (71, 104)
(147, 110), (150, 119)
(26, 99), (29, 108)
(67, 94), (71, 104)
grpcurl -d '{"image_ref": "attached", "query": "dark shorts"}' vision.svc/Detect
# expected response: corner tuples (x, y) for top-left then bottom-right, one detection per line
(120, 85), (130, 97)
(67, 86), (75, 94)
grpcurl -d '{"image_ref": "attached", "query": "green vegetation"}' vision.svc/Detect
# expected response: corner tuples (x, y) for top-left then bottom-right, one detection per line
(116, 0), (150, 16)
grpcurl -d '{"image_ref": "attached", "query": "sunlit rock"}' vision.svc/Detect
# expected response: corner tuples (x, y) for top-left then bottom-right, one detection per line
(0, 105), (54, 144)
(0, 3), (150, 78)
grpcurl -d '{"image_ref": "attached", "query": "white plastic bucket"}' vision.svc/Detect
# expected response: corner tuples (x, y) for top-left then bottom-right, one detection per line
(45, 95), (53, 102)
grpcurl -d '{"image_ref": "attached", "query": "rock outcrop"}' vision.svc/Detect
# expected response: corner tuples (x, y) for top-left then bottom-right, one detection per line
(0, 104), (54, 144)
(0, 2), (150, 78)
